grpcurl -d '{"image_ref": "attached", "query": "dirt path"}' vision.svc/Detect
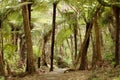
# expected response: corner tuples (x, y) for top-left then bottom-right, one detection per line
(8, 68), (120, 80)
(9, 68), (90, 80)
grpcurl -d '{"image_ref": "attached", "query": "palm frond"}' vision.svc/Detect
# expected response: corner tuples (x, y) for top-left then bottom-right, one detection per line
(55, 26), (73, 46)
(32, 1), (49, 12)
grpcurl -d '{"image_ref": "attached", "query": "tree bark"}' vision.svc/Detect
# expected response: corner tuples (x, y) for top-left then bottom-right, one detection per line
(79, 22), (92, 70)
(42, 39), (47, 66)
(42, 30), (52, 66)
(73, 15), (78, 60)
(91, 34), (97, 69)
(108, 23), (115, 41)
(22, 0), (36, 73)
(50, 2), (57, 71)
(10, 24), (19, 51)
(114, 6), (120, 67)
(94, 15), (102, 66)
(38, 57), (41, 68)
(19, 34), (26, 63)
(0, 52), (4, 76)
(0, 21), (5, 76)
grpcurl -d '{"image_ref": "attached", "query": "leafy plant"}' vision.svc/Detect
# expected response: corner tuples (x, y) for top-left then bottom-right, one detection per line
(56, 26), (73, 46)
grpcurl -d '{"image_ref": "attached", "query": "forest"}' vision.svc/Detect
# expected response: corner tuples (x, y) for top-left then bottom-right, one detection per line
(0, 0), (120, 80)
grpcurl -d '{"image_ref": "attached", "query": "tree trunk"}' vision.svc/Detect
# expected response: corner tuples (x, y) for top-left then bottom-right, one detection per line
(42, 39), (47, 66)
(11, 28), (18, 45)
(42, 29), (52, 66)
(94, 15), (102, 66)
(73, 16), (78, 60)
(0, 21), (5, 76)
(22, 0), (36, 73)
(9, 23), (19, 52)
(50, 2), (57, 71)
(19, 34), (26, 64)
(66, 37), (74, 65)
(75, 5), (101, 70)
(60, 45), (64, 61)
(38, 57), (41, 68)
(108, 22), (115, 41)
(70, 36), (74, 63)
(91, 34), (97, 69)
(11, 28), (19, 52)
(0, 52), (4, 76)
(79, 22), (92, 70)
(114, 6), (120, 67)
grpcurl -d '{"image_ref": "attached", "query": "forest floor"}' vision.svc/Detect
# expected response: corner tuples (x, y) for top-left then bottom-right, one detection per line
(7, 66), (120, 80)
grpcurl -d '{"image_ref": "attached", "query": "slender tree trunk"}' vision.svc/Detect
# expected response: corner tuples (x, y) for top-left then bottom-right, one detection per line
(91, 34), (97, 69)
(108, 23), (115, 41)
(9, 23), (19, 52)
(0, 52), (4, 76)
(0, 21), (5, 76)
(50, 2), (57, 71)
(70, 36), (74, 64)
(19, 35), (26, 63)
(79, 22), (92, 70)
(22, 0), (35, 73)
(66, 37), (75, 66)
(60, 45), (64, 61)
(11, 28), (19, 52)
(38, 57), (41, 68)
(42, 39), (47, 66)
(42, 29), (52, 66)
(73, 17), (78, 60)
(11, 28), (17, 45)
(114, 6), (120, 67)
(94, 15), (102, 66)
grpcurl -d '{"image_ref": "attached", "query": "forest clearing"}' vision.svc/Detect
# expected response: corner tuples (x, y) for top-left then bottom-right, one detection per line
(0, 0), (120, 80)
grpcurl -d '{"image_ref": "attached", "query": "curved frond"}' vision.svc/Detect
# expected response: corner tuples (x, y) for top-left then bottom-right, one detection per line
(56, 26), (73, 46)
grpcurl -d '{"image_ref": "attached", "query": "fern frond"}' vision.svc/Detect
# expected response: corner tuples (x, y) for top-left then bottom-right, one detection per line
(56, 26), (73, 46)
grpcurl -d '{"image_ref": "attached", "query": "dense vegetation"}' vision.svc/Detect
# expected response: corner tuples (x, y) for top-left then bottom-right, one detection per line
(0, 0), (120, 80)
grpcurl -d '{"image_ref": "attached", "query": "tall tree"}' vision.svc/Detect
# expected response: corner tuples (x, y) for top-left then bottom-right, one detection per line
(74, 4), (102, 70)
(93, 12), (102, 67)
(42, 30), (52, 66)
(21, 0), (36, 73)
(19, 34), (26, 63)
(114, 5), (120, 67)
(79, 21), (92, 70)
(50, 1), (58, 71)
(97, 0), (120, 67)
(73, 13), (78, 60)
(0, 21), (5, 76)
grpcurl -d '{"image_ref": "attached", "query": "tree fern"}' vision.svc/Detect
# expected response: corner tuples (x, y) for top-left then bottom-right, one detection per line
(56, 26), (73, 46)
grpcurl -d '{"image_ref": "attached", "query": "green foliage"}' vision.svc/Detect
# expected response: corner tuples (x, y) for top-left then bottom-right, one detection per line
(56, 26), (72, 46)
(2, 21), (11, 38)
(8, 11), (23, 27)
(104, 53), (114, 61)
(4, 44), (17, 59)
(100, 8), (112, 25)
(113, 78), (120, 80)
(33, 45), (42, 58)
(0, 76), (4, 80)
(32, 0), (49, 12)
(4, 43), (20, 70)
